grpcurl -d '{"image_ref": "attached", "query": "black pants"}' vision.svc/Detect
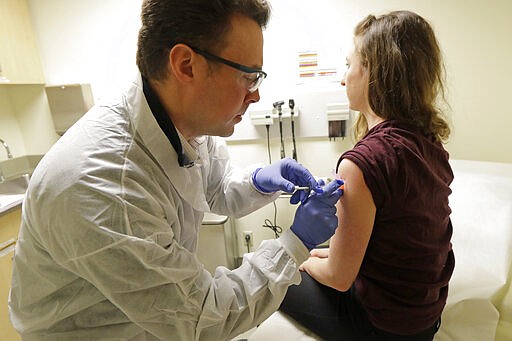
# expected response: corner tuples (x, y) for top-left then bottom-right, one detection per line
(279, 272), (440, 341)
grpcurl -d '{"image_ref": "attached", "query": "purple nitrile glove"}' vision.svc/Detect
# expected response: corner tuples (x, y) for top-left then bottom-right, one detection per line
(252, 158), (322, 204)
(290, 179), (344, 250)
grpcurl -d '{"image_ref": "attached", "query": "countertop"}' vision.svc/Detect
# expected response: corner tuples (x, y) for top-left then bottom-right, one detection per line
(0, 196), (231, 221)
(0, 194), (24, 215)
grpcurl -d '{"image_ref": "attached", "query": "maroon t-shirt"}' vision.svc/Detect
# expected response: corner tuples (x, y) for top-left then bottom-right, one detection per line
(338, 120), (454, 335)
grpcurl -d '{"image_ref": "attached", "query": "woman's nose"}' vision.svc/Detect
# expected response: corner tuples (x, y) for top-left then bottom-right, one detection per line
(340, 71), (347, 86)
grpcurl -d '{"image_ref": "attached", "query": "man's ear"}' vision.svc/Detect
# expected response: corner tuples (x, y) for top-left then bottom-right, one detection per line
(168, 44), (195, 82)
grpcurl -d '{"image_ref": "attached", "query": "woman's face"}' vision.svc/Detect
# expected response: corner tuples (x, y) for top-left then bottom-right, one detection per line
(341, 44), (370, 113)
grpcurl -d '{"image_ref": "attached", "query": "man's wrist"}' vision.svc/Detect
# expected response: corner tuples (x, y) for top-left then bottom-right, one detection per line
(251, 167), (271, 193)
(290, 225), (315, 250)
(279, 229), (310, 265)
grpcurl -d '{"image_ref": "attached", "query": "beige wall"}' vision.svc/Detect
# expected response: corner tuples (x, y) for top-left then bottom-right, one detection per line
(1, 0), (510, 165)
(229, 0), (512, 170)
(0, 87), (26, 159)
(8, 86), (59, 156)
(0, 85), (59, 161)
(417, 0), (512, 163)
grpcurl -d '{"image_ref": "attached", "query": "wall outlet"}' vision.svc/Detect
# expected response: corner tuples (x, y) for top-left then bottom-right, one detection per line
(243, 231), (253, 247)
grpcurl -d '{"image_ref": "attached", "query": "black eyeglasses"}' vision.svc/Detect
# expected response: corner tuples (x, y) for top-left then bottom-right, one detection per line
(190, 46), (267, 93)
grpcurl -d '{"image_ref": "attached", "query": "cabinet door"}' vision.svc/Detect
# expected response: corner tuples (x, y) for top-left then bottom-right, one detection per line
(0, 0), (44, 84)
(0, 208), (21, 341)
(0, 249), (20, 341)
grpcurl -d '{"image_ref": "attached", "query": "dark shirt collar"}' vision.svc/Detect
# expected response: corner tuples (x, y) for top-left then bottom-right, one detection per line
(142, 77), (194, 168)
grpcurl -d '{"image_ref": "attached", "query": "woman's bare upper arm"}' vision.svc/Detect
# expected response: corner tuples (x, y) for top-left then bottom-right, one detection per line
(327, 158), (376, 290)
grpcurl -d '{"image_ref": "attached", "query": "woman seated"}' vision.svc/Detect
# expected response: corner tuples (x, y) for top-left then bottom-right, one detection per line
(280, 10), (454, 341)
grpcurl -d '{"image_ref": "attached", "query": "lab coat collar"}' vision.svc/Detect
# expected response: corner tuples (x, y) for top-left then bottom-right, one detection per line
(142, 77), (198, 168)
(125, 74), (209, 211)
(177, 130), (200, 168)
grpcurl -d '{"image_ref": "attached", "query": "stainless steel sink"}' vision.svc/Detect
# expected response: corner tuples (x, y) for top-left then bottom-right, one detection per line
(0, 174), (30, 195)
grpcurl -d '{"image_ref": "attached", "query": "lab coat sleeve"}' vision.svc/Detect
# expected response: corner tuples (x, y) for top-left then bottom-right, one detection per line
(42, 184), (309, 341)
(203, 136), (280, 218)
(197, 229), (309, 340)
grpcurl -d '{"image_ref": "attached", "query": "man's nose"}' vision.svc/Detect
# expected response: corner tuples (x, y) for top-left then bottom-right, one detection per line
(246, 89), (260, 104)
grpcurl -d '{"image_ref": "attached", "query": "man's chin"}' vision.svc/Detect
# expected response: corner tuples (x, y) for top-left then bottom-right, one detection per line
(219, 126), (235, 138)
(225, 129), (236, 137)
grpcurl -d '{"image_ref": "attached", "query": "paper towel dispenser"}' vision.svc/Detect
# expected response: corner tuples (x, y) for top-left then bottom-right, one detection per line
(326, 102), (350, 140)
(45, 84), (94, 135)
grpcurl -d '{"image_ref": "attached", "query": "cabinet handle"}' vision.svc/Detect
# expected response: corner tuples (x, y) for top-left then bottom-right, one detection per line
(0, 238), (16, 255)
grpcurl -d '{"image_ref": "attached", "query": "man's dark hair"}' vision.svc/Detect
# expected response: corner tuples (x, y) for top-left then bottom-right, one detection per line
(136, 0), (271, 80)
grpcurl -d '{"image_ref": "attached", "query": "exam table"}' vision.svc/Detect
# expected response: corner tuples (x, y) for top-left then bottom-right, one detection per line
(248, 159), (512, 341)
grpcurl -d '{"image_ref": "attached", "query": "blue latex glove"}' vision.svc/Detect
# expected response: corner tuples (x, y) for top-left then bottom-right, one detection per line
(290, 179), (344, 250)
(252, 158), (321, 204)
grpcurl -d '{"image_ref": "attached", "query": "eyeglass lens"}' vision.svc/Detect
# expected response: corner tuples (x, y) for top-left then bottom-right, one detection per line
(247, 72), (265, 93)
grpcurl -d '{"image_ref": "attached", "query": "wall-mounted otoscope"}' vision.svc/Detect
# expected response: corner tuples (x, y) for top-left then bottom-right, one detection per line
(289, 99), (297, 161)
(273, 100), (286, 159)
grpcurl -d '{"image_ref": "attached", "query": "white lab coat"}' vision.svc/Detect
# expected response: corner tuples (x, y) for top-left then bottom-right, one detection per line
(9, 75), (309, 340)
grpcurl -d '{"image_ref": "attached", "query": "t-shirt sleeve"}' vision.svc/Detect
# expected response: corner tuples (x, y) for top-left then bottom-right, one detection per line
(338, 135), (398, 210)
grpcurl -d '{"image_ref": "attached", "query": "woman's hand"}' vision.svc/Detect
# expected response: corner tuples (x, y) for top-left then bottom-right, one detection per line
(299, 255), (327, 272)
(299, 248), (330, 272)
(310, 248), (330, 259)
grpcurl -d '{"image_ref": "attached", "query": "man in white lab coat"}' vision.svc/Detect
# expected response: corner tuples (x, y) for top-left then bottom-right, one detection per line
(8, 0), (344, 340)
